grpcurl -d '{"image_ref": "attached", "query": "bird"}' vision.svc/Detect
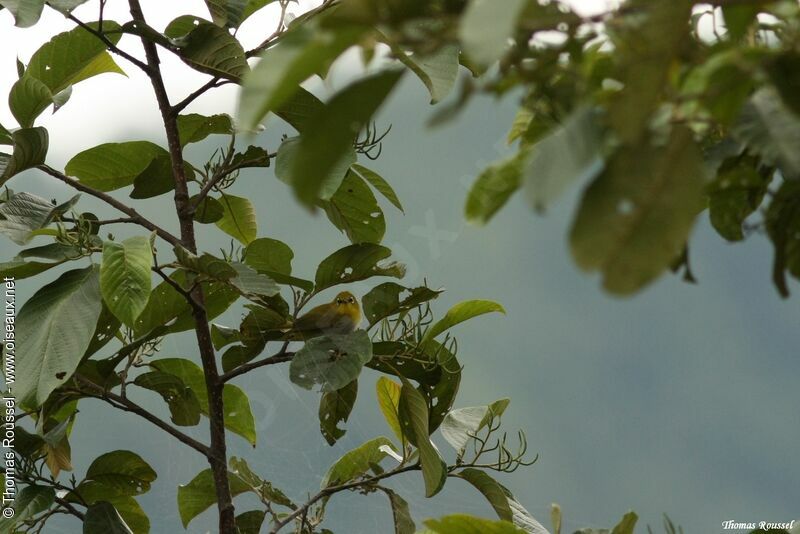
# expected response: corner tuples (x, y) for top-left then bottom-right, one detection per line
(286, 291), (361, 340)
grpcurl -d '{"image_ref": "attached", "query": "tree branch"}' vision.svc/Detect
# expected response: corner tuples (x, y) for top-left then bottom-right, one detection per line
(173, 78), (234, 115)
(60, 11), (152, 74)
(75, 375), (211, 457)
(126, 1), (237, 531)
(37, 164), (182, 247)
(221, 351), (295, 383)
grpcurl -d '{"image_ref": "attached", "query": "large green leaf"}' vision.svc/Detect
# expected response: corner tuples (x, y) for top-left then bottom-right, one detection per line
(243, 237), (294, 275)
(238, 25), (366, 130)
(398, 378), (447, 497)
(83, 502), (134, 534)
(425, 515), (527, 534)
(177, 469), (250, 528)
(459, 0), (527, 66)
(0, 127), (49, 185)
(82, 450), (157, 496)
(523, 106), (605, 212)
(0, 0), (44, 27)
(288, 69), (403, 206)
(315, 243), (405, 291)
(173, 21), (249, 81)
(440, 399), (510, 457)
(362, 283), (442, 327)
(569, 126), (707, 295)
(176, 113), (233, 147)
(101, 236), (153, 327)
(456, 469), (513, 522)
(275, 135), (356, 201)
(9, 74), (53, 127)
(733, 87), (800, 179)
(421, 300), (505, 346)
(319, 379), (358, 445)
(215, 194), (258, 244)
(133, 371), (202, 426)
(321, 169), (386, 244)
(320, 436), (397, 488)
(0, 485), (54, 531)
(0, 191), (78, 244)
(151, 358), (257, 445)
(130, 156), (196, 200)
(65, 141), (168, 192)
(16, 266), (102, 406)
(67, 483), (150, 533)
(290, 330), (373, 391)
(395, 44), (460, 104)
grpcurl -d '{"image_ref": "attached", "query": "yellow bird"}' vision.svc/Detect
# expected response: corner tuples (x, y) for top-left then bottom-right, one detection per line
(287, 291), (361, 340)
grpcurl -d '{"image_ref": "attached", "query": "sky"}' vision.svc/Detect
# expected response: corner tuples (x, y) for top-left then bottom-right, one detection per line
(1, 1), (798, 533)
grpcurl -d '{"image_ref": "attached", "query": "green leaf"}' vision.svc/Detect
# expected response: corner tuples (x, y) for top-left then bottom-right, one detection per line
(0, 0), (44, 27)
(151, 358), (257, 445)
(47, 0), (91, 13)
(236, 511), (267, 534)
(288, 69), (403, 206)
(273, 86), (325, 133)
(83, 502), (134, 534)
(0, 191), (78, 245)
(174, 21), (249, 81)
(459, 0), (527, 66)
(26, 22), (124, 94)
(275, 136), (356, 201)
(238, 25), (366, 130)
(610, 512), (637, 534)
(67, 484), (150, 533)
(191, 195), (225, 224)
(321, 169), (386, 244)
(421, 300), (505, 346)
(351, 163), (404, 212)
(465, 151), (524, 225)
(0, 127), (49, 185)
(425, 515), (527, 534)
(290, 330), (373, 391)
(0, 485), (54, 531)
(384, 488), (416, 534)
(83, 450), (157, 496)
(319, 379), (358, 445)
(376, 376), (404, 444)
(177, 469), (250, 528)
(395, 44), (460, 104)
(456, 469), (513, 522)
(133, 371), (202, 426)
(174, 247), (279, 301)
(569, 126), (708, 295)
(707, 156), (770, 242)
(765, 51), (800, 117)
(398, 378), (447, 497)
(65, 141), (168, 192)
(733, 88), (800, 179)
(130, 156), (196, 199)
(101, 236), (153, 327)
(523, 106), (605, 212)
(16, 266), (102, 406)
(230, 145), (272, 169)
(441, 399), (510, 456)
(215, 194), (258, 244)
(244, 237), (294, 275)
(177, 113), (233, 147)
(204, 0), (247, 27)
(315, 243), (406, 292)
(9, 74), (53, 127)
(240, 0), (274, 24)
(320, 436), (397, 488)
(363, 283), (442, 327)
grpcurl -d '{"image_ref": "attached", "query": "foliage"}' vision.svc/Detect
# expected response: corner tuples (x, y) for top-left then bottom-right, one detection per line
(4, 0), (797, 532)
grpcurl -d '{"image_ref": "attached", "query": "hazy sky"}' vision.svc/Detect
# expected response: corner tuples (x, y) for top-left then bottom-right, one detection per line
(1, 2), (798, 534)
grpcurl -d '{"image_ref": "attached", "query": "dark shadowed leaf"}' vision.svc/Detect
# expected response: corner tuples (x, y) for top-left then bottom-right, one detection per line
(0, 127), (49, 185)
(83, 502), (134, 534)
(177, 469), (250, 528)
(290, 330), (373, 391)
(319, 379), (358, 445)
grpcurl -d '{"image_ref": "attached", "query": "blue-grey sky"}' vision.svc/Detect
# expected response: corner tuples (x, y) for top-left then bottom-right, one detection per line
(1, 2), (798, 533)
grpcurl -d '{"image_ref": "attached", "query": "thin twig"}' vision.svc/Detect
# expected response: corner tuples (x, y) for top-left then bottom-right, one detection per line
(61, 12), (152, 73)
(37, 165), (182, 247)
(221, 351), (295, 383)
(173, 78), (234, 115)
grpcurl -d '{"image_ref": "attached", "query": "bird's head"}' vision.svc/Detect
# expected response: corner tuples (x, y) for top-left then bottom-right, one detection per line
(334, 291), (359, 310)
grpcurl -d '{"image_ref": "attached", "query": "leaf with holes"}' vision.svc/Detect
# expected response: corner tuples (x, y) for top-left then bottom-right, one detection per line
(290, 330), (373, 392)
(315, 244), (405, 292)
(398, 377), (447, 497)
(319, 379), (358, 445)
(321, 169), (386, 244)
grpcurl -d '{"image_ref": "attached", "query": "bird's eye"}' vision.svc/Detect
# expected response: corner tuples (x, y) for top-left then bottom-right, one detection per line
(348, 297), (355, 303)
(336, 299), (343, 305)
